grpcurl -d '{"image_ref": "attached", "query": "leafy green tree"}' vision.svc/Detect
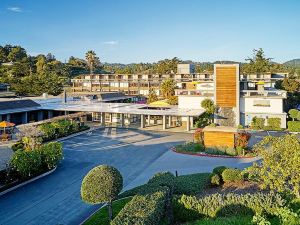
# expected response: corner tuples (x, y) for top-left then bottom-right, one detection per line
(160, 79), (176, 99)
(242, 48), (272, 74)
(36, 55), (47, 73)
(85, 50), (100, 74)
(7, 46), (27, 62)
(252, 135), (300, 198)
(289, 109), (299, 121)
(201, 98), (216, 114)
(81, 165), (123, 221)
(147, 88), (158, 104)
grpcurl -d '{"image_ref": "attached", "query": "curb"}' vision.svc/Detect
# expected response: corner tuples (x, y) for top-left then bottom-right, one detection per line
(171, 147), (256, 159)
(0, 167), (57, 197)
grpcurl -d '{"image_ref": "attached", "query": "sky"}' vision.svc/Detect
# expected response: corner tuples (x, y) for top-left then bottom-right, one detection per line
(0, 0), (300, 64)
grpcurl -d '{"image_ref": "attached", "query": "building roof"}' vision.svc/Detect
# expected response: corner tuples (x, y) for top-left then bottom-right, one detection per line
(0, 99), (41, 115)
(37, 98), (204, 117)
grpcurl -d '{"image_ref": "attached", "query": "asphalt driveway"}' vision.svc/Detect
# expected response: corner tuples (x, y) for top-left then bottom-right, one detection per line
(0, 128), (258, 225)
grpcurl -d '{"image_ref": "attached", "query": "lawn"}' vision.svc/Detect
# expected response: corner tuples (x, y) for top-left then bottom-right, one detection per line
(83, 197), (132, 225)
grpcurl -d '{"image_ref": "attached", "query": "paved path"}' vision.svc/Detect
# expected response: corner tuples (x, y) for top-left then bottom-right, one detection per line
(0, 144), (13, 170)
(0, 128), (258, 225)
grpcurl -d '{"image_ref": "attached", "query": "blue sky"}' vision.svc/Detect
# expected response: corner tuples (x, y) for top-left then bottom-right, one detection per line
(0, 0), (299, 63)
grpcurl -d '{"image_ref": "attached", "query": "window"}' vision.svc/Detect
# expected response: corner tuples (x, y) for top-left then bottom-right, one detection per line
(253, 100), (270, 107)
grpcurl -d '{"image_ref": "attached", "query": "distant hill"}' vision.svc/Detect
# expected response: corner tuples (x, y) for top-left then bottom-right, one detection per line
(283, 59), (300, 68)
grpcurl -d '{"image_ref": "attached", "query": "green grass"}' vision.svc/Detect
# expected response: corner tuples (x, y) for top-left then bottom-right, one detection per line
(83, 197), (132, 225)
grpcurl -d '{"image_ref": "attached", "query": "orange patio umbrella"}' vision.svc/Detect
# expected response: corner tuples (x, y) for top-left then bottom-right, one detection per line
(0, 121), (15, 134)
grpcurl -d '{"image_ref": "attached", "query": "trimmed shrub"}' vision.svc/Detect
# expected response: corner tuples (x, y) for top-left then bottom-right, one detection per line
(210, 173), (221, 186)
(212, 166), (227, 176)
(81, 165), (123, 204)
(225, 147), (237, 156)
(175, 192), (286, 219)
(148, 172), (176, 190)
(288, 121), (300, 132)
(111, 187), (169, 225)
(176, 142), (204, 153)
(120, 173), (211, 198)
(266, 117), (281, 131)
(251, 117), (265, 130)
(221, 168), (243, 183)
(38, 142), (63, 170)
(10, 150), (42, 178)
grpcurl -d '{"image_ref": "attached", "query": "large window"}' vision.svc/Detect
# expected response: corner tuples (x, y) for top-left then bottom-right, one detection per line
(253, 100), (270, 107)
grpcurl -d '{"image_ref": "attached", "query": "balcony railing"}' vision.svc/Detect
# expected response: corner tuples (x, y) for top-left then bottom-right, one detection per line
(240, 90), (287, 98)
(175, 89), (214, 97)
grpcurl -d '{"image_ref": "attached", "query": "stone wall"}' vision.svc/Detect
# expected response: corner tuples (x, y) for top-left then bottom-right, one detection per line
(215, 107), (236, 127)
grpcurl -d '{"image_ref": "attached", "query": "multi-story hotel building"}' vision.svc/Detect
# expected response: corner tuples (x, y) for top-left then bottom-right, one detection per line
(71, 63), (288, 128)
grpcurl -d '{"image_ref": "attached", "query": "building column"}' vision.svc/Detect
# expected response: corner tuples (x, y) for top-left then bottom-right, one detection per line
(7, 114), (11, 122)
(120, 114), (125, 127)
(110, 113), (113, 123)
(22, 112), (28, 124)
(101, 112), (105, 126)
(190, 117), (194, 129)
(168, 116), (172, 128)
(0, 114), (2, 121)
(162, 115), (167, 130)
(140, 115), (145, 128)
(186, 116), (191, 131)
(38, 111), (43, 121)
(48, 110), (53, 119)
(147, 115), (151, 126)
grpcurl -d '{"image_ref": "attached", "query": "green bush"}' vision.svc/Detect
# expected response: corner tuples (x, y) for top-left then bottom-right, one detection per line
(266, 117), (281, 131)
(10, 150), (42, 178)
(148, 172), (176, 190)
(251, 117), (265, 130)
(288, 121), (300, 132)
(236, 146), (245, 156)
(111, 187), (169, 225)
(120, 173), (211, 198)
(176, 142), (205, 153)
(11, 141), (25, 152)
(205, 147), (236, 156)
(38, 142), (63, 170)
(174, 192), (286, 220)
(221, 168), (243, 183)
(210, 173), (221, 186)
(212, 166), (227, 176)
(237, 124), (244, 129)
(81, 165), (123, 204)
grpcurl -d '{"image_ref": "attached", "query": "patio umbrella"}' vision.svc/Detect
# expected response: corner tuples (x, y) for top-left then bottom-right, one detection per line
(0, 121), (15, 134)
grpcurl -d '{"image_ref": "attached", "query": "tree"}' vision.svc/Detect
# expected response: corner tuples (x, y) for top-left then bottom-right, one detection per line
(7, 46), (27, 62)
(85, 50), (100, 74)
(81, 165), (123, 221)
(251, 135), (300, 198)
(160, 79), (176, 99)
(36, 55), (47, 73)
(282, 77), (300, 92)
(289, 109), (299, 121)
(242, 48), (272, 74)
(201, 98), (216, 114)
(167, 96), (178, 105)
(147, 88), (158, 104)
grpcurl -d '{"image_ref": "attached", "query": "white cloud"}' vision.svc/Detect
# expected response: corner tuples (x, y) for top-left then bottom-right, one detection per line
(7, 7), (22, 13)
(103, 41), (118, 45)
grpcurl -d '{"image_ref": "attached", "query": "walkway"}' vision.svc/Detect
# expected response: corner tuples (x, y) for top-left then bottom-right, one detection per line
(0, 128), (258, 225)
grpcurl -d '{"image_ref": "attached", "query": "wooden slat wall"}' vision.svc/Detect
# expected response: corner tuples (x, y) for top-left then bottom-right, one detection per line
(216, 66), (237, 107)
(204, 131), (235, 148)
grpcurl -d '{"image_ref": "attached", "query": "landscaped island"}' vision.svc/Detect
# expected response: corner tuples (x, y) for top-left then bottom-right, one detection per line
(80, 134), (300, 225)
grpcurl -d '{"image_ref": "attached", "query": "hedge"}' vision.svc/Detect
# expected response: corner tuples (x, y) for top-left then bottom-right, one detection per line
(288, 121), (300, 132)
(221, 168), (243, 183)
(120, 173), (211, 198)
(266, 117), (281, 131)
(111, 187), (169, 225)
(173, 192), (286, 222)
(251, 117), (265, 130)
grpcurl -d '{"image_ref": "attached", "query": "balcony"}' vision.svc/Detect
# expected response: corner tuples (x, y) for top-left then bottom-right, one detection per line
(175, 89), (214, 97)
(240, 90), (287, 98)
